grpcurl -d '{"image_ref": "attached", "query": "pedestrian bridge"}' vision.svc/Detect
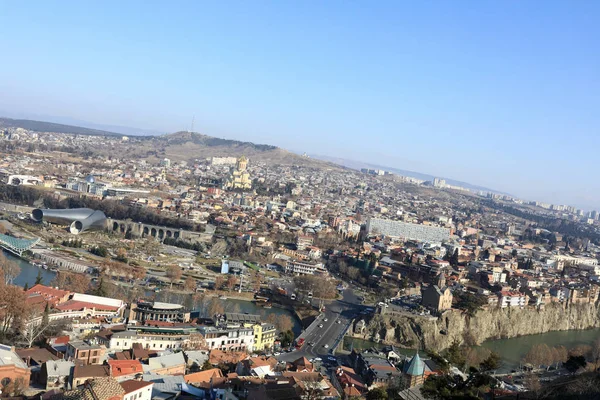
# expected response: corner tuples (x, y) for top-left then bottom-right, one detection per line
(0, 233), (40, 256)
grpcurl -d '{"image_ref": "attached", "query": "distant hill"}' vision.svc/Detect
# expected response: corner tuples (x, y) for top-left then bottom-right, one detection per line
(154, 131), (339, 168)
(0, 117), (123, 137)
(311, 154), (508, 195)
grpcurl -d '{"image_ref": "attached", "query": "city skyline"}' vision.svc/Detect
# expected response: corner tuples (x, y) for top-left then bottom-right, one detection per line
(1, 1), (598, 208)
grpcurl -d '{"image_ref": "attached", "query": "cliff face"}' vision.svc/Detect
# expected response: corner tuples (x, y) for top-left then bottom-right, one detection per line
(356, 303), (600, 352)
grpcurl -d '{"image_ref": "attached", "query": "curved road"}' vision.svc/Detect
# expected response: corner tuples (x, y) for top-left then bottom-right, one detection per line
(277, 288), (365, 363)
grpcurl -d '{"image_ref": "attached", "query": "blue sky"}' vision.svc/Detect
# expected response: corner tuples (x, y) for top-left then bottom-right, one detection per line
(0, 1), (598, 208)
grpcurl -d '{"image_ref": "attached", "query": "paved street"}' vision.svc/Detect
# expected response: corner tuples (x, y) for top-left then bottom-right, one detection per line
(277, 287), (366, 363)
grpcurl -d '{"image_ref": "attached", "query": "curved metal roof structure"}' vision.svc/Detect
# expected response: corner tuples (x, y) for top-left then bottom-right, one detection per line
(31, 208), (107, 235)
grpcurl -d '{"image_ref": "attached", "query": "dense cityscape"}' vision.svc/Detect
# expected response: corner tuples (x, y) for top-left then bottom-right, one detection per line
(0, 123), (598, 400)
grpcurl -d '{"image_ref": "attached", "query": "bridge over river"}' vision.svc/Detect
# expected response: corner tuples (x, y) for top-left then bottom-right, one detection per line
(0, 233), (40, 257)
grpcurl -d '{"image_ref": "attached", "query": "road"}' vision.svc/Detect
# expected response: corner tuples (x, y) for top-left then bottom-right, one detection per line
(277, 287), (366, 363)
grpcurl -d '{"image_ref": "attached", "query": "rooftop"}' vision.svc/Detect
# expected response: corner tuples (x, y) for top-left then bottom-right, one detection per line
(0, 344), (28, 369)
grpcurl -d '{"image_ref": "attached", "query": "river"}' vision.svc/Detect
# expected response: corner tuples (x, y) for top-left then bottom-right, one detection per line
(344, 328), (600, 373)
(479, 328), (600, 372)
(5, 250), (56, 287)
(8, 250), (301, 335)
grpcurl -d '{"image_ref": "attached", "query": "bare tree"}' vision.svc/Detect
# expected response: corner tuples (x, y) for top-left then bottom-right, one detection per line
(166, 265), (182, 289)
(275, 315), (294, 333)
(524, 373), (542, 399)
(214, 276), (225, 291)
(19, 306), (53, 348)
(347, 267), (360, 281)
(208, 299), (225, 317)
(0, 284), (27, 338)
(226, 275), (237, 291)
(183, 333), (208, 350)
(0, 253), (20, 285)
(554, 345), (568, 369)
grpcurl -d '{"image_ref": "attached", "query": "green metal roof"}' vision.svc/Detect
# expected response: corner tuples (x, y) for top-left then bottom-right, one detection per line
(404, 352), (425, 376)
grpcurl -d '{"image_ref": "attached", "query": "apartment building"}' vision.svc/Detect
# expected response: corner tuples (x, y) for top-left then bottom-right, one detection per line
(366, 218), (450, 243)
(198, 326), (254, 352)
(498, 291), (528, 308)
(285, 260), (326, 276)
(65, 340), (106, 365)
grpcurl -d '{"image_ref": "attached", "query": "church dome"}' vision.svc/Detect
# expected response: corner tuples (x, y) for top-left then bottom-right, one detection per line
(85, 174), (96, 184)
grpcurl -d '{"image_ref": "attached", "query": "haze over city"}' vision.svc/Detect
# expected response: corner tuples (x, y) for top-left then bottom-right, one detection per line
(1, 0), (599, 208)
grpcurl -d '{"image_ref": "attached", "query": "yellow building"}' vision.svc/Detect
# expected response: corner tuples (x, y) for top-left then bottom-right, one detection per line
(243, 322), (276, 351)
(224, 156), (252, 190)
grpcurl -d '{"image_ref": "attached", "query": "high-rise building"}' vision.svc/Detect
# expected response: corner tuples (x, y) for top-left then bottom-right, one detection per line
(366, 218), (450, 243)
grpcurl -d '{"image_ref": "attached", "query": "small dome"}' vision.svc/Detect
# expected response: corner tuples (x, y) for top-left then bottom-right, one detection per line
(85, 175), (95, 183)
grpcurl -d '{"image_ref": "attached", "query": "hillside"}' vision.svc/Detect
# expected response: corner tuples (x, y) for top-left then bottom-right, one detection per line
(0, 117), (122, 137)
(0, 117), (340, 168)
(152, 131), (337, 168)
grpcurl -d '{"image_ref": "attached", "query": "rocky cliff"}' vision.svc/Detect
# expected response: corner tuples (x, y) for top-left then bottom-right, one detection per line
(354, 303), (600, 352)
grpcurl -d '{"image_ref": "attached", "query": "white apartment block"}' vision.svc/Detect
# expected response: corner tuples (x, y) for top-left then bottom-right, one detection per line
(551, 255), (598, 266)
(498, 291), (528, 308)
(101, 330), (189, 351)
(366, 218), (450, 243)
(211, 156), (238, 166)
(199, 326), (254, 352)
(285, 260), (326, 276)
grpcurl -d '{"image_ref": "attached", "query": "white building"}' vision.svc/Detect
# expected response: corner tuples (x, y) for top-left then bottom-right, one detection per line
(285, 260), (326, 276)
(120, 380), (154, 400)
(198, 326), (254, 352)
(366, 218), (450, 243)
(211, 156), (238, 166)
(498, 291), (528, 308)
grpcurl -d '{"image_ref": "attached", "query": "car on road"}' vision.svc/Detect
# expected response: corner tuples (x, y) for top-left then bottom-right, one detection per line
(314, 357), (322, 361)
(309, 342), (315, 346)
(274, 352), (281, 356)
(323, 344), (329, 349)
(327, 356), (336, 361)
(336, 320), (341, 324)
(323, 318), (328, 322)
(318, 324), (323, 328)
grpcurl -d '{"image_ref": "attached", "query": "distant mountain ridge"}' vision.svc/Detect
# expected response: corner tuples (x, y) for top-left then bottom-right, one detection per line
(0, 116), (506, 194)
(0, 117), (124, 137)
(311, 154), (509, 195)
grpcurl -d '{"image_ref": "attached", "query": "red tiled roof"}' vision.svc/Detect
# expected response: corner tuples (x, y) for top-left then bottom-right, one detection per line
(108, 360), (143, 377)
(48, 335), (70, 345)
(26, 284), (70, 301)
(55, 300), (119, 312)
(184, 369), (224, 384)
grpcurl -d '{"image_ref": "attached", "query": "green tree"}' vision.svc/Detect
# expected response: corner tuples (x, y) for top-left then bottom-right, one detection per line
(565, 355), (586, 373)
(201, 359), (213, 371)
(35, 269), (43, 285)
(93, 277), (109, 297)
(479, 351), (500, 372)
(446, 340), (466, 369)
(280, 330), (295, 347)
(366, 387), (388, 400)
(23, 282), (29, 291)
(450, 249), (459, 266)
(42, 302), (50, 327)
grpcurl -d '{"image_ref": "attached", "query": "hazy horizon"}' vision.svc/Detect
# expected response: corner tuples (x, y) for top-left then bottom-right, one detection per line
(1, 1), (598, 209)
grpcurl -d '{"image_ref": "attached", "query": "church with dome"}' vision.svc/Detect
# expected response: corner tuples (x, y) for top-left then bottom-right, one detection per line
(224, 156), (252, 190)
